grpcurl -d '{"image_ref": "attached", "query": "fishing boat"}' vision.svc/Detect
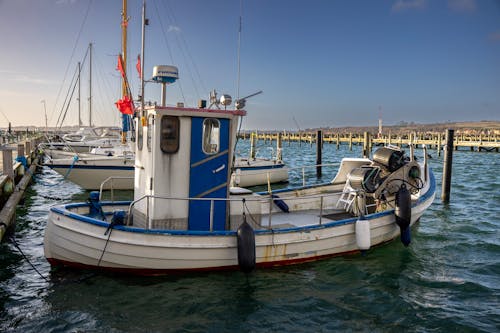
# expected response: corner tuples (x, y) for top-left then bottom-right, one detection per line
(43, 1), (435, 274)
(44, 70), (435, 274)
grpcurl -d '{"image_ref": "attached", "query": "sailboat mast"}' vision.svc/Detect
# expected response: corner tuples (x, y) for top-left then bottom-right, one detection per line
(121, 0), (128, 98)
(88, 42), (92, 127)
(78, 61), (82, 126)
(140, 0), (146, 118)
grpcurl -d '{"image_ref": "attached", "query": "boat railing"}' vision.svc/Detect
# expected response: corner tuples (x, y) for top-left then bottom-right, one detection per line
(124, 187), (358, 231)
(99, 176), (134, 201)
(285, 162), (340, 187)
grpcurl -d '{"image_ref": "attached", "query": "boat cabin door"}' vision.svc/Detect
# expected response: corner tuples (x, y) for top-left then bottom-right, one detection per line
(188, 117), (230, 231)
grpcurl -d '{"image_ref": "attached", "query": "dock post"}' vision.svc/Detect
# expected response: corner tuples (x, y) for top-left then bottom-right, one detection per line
(441, 129), (454, 202)
(2, 149), (14, 180)
(277, 132), (283, 161)
(17, 144), (25, 159)
(362, 132), (371, 158)
(349, 133), (353, 151)
(437, 133), (442, 157)
(316, 130), (322, 177)
(250, 132), (256, 159)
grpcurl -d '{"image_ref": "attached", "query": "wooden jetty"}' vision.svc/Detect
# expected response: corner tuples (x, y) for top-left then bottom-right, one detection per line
(238, 130), (500, 153)
(0, 135), (43, 241)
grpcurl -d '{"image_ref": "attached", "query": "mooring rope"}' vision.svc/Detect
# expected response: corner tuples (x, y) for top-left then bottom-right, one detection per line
(9, 235), (49, 283)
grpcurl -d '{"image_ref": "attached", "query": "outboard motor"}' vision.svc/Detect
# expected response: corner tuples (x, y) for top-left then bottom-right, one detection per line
(237, 215), (256, 273)
(373, 147), (407, 172)
(395, 184), (411, 246)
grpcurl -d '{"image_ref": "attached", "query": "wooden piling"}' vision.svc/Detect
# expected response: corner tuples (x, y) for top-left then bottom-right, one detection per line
(316, 130), (322, 177)
(2, 149), (14, 179)
(277, 132), (283, 161)
(362, 132), (371, 158)
(441, 129), (454, 203)
(250, 132), (256, 159)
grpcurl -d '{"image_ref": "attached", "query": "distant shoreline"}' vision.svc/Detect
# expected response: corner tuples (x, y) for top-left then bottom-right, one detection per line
(2, 120), (500, 135)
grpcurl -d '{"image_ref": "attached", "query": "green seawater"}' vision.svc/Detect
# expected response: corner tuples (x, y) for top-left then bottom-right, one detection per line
(1, 142), (499, 332)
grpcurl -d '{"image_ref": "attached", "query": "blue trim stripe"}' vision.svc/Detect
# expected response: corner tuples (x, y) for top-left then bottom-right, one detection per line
(51, 169), (436, 237)
(236, 163), (286, 171)
(48, 164), (134, 171)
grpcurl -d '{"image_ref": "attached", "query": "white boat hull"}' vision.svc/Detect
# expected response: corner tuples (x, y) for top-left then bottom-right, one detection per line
(232, 158), (289, 187)
(44, 170), (435, 273)
(46, 157), (134, 190)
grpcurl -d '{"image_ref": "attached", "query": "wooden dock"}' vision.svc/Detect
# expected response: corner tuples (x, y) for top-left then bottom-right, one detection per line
(238, 131), (500, 152)
(0, 135), (43, 241)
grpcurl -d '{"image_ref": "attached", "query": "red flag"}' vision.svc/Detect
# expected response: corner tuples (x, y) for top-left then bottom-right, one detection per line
(136, 54), (142, 79)
(115, 96), (134, 115)
(117, 54), (125, 78)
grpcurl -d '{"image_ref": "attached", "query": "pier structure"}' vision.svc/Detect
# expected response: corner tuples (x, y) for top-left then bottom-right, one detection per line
(238, 130), (500, 153)
(0, 134), (43, 241)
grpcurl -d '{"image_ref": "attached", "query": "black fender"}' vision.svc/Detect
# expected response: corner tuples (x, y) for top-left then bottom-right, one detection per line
(237, 220), (256, 273)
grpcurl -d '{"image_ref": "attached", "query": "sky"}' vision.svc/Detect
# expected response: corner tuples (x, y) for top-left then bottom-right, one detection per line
(0, 0), (499, 130)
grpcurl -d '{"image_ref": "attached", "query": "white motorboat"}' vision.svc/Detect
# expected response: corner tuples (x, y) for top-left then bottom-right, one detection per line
(43, 143), (134, 190)
(44, 91), (435, 274)
(232, 157), (288, 187)
(43, 2), (435, 275)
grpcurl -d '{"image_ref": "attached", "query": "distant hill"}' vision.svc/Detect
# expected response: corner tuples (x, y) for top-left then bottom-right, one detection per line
(246, 120), (500, 134)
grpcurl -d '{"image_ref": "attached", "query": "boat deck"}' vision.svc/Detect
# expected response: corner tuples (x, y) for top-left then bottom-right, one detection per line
(260, 209), (355, 229)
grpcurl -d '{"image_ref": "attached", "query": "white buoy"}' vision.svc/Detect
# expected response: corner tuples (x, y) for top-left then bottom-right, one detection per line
(355, 215), (371, 250)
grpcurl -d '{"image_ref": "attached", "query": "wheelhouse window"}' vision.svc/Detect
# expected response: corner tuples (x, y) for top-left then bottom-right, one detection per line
(202, 118), (220, 154)
(147, 114), (154, 152)
(160, 116), (180, 153)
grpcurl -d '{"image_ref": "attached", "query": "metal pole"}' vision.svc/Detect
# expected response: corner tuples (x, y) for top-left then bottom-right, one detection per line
(441, 129), (454, 202)
(89, 43), (92, 127)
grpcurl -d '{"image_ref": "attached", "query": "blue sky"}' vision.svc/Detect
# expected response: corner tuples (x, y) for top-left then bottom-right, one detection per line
(0, 0), (499, 130)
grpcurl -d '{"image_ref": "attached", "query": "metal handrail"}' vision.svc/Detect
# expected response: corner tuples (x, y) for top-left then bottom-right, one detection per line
(124, 188), (347, 229)
(98, 176), (134, 201)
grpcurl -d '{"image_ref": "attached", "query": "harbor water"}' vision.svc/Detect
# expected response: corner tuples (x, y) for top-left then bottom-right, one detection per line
(1, 141), (499, 332)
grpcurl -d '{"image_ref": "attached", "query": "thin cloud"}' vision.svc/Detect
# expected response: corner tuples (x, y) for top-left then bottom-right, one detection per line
(0, 71), (57, 85)
(167, 25), (181, 33)
(14, 75), (56, 85)
(55, 0), (77, 5)
(448, 0), (476, 12)
(391, 0), (427, 12)
(489, 31), (500, 42)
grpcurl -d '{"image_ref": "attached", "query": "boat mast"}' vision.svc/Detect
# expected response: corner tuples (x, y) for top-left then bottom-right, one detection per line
(121, 0), (128, 98)
(140, 0), (146, 118)
(88, 42), (92, 127)
(78, 61), (82, 126)
(121, 0), (129, 144)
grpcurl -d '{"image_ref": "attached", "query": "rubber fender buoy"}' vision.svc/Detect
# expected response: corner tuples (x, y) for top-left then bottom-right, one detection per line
(237, 220), (256, 273)
(401, 226), (411, 247)
(395, 183), (411, 231)
(272, 194), (289, 213)
(355, 215), (371, 250)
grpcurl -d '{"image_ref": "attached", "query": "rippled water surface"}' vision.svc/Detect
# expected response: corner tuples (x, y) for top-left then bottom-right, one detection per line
(1, 142), (499, 332)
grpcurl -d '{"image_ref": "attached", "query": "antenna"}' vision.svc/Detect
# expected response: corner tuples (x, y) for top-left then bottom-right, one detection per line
(236, 0), (243, 101)
(235, 90), (262, 110)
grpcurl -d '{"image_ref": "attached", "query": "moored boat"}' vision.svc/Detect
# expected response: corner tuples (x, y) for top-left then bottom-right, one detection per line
(44, 95), (435, 274)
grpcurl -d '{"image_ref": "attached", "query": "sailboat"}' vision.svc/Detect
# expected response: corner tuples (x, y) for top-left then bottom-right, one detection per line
(42, 2), (135, 190)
